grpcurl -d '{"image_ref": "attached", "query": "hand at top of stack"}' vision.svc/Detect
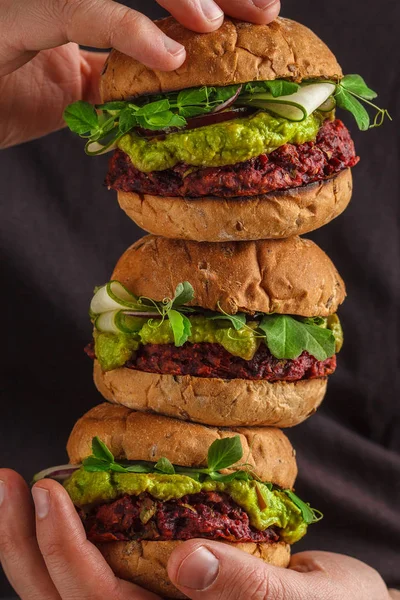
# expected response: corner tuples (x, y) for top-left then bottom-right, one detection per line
(0, 0), (281, 148)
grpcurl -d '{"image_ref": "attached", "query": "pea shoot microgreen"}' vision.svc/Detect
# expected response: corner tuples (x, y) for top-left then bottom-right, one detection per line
(334, 74), (391, 131)
(64, 74), (389, 155)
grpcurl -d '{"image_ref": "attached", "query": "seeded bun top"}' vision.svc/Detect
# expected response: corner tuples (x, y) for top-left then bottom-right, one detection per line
(67, 403), (298, 488)
(111, 235), (346, 317)
(100, 16), (342, 101)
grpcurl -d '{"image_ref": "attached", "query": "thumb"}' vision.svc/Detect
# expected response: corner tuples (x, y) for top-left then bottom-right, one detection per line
(168, 541), (389, 600)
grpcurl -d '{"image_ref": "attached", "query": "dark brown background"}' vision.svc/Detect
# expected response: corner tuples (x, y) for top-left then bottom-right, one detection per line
(1, 0), (399, 596)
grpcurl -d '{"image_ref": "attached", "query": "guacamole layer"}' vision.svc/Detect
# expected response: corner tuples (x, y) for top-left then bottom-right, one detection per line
(65, 469), (307, 544)
(92, 314), (342, 373)
(118, 111), (326, 173)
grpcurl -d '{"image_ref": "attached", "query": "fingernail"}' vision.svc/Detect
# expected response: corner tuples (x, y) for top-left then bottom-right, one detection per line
(199, 0), (224, 22)
(164, 36), (186, 57)
(32, 487), (50, 519)
(252, 0), (278, 9)
(177, 547), (219, 590)
(0, 481), (5, 507)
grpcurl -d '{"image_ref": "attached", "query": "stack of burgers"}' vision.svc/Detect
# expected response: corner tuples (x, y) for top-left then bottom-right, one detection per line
(37, 16), (383, 598)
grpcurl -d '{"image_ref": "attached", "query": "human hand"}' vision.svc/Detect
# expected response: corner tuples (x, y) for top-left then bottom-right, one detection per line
(0, 470), (162, 599)
(0, 0), (280, 148)
(168, 539), (392, 600)
(0, 469), (394, 600)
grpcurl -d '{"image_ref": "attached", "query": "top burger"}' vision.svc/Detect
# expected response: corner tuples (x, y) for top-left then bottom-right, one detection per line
(64, 17), (388, 242)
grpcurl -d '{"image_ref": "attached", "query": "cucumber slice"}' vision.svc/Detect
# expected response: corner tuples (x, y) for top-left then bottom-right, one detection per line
(240, 96), (306, 121)
(95, 311), (121, 333)
(107, 281), (139, 307)
(115, 312), (148, 334)
(319, 96), (336, 112)
(241, 83), (336, 122)
(248, 99), (306, 121)
(95, 310), (148, 334)
(90, 285), (122, 314)
(85, 140), (118, 155)
(90, 281), (138, 314)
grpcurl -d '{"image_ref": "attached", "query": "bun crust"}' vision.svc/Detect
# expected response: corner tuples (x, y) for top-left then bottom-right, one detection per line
(117, 170), (352, 242)
(98, 540), (290, 598)
(100, 17), (342, 101)
(112, 235), (346, 317)
(94, 361), (326, 428)
(66, 403), (297, 488)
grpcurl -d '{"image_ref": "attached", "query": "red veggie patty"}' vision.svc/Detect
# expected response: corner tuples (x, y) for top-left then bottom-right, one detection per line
(86, 342), (336, 382)
(80, 492), (279, 544)
(106, 119), (359, 198)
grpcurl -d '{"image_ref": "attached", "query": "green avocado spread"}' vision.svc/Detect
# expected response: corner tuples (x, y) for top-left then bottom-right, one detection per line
(118, 111), (325, 172)
(140, 317), (260, 360)
(94, 331), (140, 372)
(64, 469), (307, 544)
(94, 314), (343, 372)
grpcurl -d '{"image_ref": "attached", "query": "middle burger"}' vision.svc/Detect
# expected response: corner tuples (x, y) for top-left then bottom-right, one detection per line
(87, 235), (345, 428)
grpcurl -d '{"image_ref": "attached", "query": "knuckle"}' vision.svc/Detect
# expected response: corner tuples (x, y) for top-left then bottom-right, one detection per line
(251, 574), (285, 600)
(40, 538), (66, 563)
(58, 0), (83, 14)
(225, 568), (287, 600)
(107, 6), (145, 44)
(57, 0), (97, 31)
(56, 0), (84, 33)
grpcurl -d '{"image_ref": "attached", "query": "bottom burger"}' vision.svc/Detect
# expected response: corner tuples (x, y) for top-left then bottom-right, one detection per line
(35, 403), (322, 599)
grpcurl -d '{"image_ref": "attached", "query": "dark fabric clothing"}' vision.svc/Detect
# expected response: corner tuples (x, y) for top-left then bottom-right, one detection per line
(0, 0), (399, 596)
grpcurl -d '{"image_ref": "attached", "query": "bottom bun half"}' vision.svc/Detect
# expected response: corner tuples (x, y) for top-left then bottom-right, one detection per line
(94, 361), (327, 428)
(98, 540), (290, 599)
(117, 169), (352, 242)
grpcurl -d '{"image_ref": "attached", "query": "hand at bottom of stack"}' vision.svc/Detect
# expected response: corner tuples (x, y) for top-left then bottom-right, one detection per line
(0, 471), (392, 600)
(0, 404), (393, 600)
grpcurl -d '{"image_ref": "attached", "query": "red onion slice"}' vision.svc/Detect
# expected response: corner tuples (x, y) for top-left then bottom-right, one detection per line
(33, 465), (80, 483)
(123, 312), (163, 318)
(211, 85), (243, 113)
(136, 107), (255, 139)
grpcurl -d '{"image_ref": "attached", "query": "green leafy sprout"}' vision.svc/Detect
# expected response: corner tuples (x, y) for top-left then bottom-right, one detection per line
(63, 74), (390, 154)
(82, 436), (322, 525)
(334, 74), (392, 131)
(91, 281), (340, 361)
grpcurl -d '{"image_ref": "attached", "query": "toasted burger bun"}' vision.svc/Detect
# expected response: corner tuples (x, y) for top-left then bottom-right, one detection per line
(100, 17), (342, 101)
(117, 169), (352, 243)
(94, 360), (326, 428)
(98, 540), (291, 599)
(112, 235), (346, 317)
(67, 403), (297, 488)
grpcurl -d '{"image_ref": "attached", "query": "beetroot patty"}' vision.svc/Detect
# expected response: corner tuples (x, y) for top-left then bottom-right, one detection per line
(128, 343), (336, 381)
(106, 119), (359, 198)
(86, 341), (336, 381)
(80, 492), (279, 544)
